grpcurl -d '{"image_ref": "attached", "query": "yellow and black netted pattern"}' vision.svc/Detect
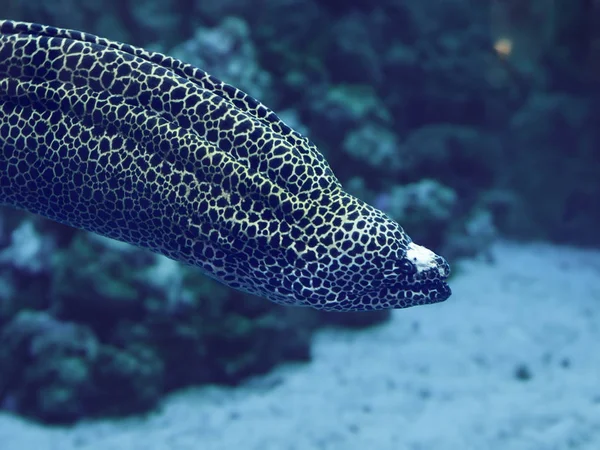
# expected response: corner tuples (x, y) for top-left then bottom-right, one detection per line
(0, 20), (450, 311)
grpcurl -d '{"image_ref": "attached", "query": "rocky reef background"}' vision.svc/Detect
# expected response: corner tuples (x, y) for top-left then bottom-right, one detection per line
(0, 0), (598, 423)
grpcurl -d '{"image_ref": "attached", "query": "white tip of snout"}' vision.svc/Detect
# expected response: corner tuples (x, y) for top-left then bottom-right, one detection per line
(406, 242), (438, 274)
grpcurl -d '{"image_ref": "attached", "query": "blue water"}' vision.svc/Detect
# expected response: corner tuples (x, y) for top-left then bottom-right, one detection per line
(1, 1), (599, 448)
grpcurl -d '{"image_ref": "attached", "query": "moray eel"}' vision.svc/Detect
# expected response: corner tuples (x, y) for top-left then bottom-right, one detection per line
(0, 20), (451, 311)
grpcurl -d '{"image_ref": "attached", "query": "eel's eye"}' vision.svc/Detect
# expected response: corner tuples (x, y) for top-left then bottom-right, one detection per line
(397, 259), (417, 275)
(383, 259), (416, 278)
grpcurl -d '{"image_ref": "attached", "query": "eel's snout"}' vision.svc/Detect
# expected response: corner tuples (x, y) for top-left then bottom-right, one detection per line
(405, 241), (450, 279)
(403, 242), (452, 304)
(426, 255), (452, 302)
(435, 254), (451, 279)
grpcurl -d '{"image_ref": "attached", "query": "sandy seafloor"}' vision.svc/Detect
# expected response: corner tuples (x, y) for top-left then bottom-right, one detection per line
(1, 241), (599, 450)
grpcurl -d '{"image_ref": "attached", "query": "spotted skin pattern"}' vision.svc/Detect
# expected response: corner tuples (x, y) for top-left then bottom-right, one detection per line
(0, 21), (451, 311)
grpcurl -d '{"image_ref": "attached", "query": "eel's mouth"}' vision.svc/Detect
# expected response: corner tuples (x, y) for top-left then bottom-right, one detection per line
(421, 255), (452, 302)
(426, 278), (452, 302)
(403, 255), (451, 304)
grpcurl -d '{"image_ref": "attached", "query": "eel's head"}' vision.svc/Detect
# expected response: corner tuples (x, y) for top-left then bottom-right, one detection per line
(379, 239), (452, 309)
(281, 196), (451, 312)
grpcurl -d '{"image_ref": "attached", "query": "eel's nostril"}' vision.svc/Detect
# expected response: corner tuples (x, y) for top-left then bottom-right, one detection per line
(434, 255), (451, 278)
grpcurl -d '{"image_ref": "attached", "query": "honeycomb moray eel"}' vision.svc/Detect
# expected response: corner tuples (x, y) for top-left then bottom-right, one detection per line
(0, 20), (451, 312)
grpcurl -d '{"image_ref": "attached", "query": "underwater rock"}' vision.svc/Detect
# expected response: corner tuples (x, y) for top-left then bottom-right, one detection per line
(92, 343), (164, 417)
(383, 2), (494, 129)
(342, 123), (401, 172)
(0, 310), (99, 422)
(0, 217), (56, 321)
(443, 207), (498, 261)
(192, 0), (255, 25)
(306, 84), (391, 152)
(52, 233), (153, 325)
(506, 93), (599, 244)
(326, 12), (383, 85)
(169, 17), (273, 104)
(380, 179), (457, 246)
(400, 124), (502, 190)
(0, 271), (319, 423)
(129, 0), (180, 45)
(0, 220), (54, 274)
(383, 180), (457, 224)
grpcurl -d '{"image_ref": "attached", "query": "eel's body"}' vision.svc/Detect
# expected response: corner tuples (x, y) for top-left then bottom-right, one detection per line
(0, 20), (451, 311)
